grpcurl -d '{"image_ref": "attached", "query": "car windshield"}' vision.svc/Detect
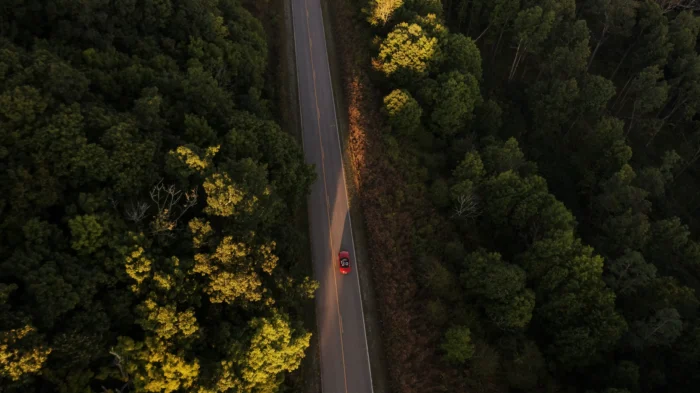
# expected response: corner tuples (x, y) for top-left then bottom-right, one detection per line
(340, 258), (349, 267)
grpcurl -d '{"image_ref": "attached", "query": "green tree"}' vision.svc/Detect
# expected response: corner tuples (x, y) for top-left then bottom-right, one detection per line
(482, 171), (574, 242)
(429, 178), (451, 209)
(454, 150), (485, 181)
(461, 249), (535, 329)
(530, 77), (579, 132)
(429, 71), (482, 137)
(584, 0), (637, 70)
(618, 0), (671, 76)
(440, 325), (475, 364)
(571, 117), (632, 194)
(424, 257), (460, 302)
(479, 0), (521, 45)
(668, 10), (700, 63)
(594, 165), (652, 255)
(521, 230), (627, 367)
(570, 74), (617, 131)
(473, 99), (503, 136)
(610, 360), (640, 392)
(628, 308), (683, 350)
(545, 19), (591, 79)
(510, 6), (556, 80)
(68, 214), (106, 255)
(501, 339), (546, 390)
(425, 299), (449, 327)
(605, 251), (657, 296)
(443, 33), (482, 79)
(481, 137), (536, 176)
(635, 150), (681, 198)
(620, 65), (669, 135)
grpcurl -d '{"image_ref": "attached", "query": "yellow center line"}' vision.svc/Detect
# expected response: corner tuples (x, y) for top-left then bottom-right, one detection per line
(303, 0), (349, 392)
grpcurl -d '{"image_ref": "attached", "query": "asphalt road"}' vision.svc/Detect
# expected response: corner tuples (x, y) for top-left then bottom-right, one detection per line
(290, 0), (374, 392)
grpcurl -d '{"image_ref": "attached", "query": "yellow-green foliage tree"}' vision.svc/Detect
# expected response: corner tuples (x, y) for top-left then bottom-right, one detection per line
(374, 22), (442, 84)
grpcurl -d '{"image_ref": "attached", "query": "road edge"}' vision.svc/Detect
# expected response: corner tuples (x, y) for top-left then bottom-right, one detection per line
(318, 1), (391, 392)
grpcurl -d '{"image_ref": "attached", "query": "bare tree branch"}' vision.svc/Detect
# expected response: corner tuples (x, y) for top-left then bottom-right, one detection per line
(655, 0), (700, 12)
(109, 350), (128, 380)
(109, 195), (119, 211)
(148, 180), (198, 234)
(452, 192), (481, 219)
(105, 350), (131, 392)
(124, 201), (150, 223)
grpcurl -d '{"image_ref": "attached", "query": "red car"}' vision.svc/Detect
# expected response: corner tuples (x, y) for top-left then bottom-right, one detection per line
(339, 251), (351, 275)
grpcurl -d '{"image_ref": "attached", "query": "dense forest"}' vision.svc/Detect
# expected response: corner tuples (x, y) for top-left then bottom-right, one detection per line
(0, 0), (317, 392)
(345, 0), (700, 392)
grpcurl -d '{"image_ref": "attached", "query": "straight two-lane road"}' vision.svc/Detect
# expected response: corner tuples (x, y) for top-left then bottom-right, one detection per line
(290, 0), (374, 392)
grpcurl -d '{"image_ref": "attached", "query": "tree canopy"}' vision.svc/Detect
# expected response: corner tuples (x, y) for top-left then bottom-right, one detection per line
(352, 0), (700, 392)
(0, 0), (316, 391)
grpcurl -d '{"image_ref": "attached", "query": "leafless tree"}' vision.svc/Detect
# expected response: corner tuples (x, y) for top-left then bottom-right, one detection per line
(108, 195), (119, 211)
(452, 192), (481, 219)
(102, 350), (130, 393)
(149, 180), (198, 234)
(213, 64), (233, 90)
(124, 201), (150, 223)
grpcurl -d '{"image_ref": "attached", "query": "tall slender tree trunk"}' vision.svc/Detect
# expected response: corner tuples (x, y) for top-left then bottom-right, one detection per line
(675, 146), (700, 180)
(613, 75), (634, 115)
(610, 27), (649, 81)
(457, 0), (472, 32)
(476, 22), (492, 42)
(610, 42), (635, 81)
(626, 101), (638, 136)
(565, 114), (582, 136)
(509, 41), (523, 81)
(446, 0), (453, 24)
(643, 319), (673, 341)
(646, 98), (685, 147)
(492, 19), (509, 62)
(587, 26), (608, 72)
(466, 0), (475, 36)
(511, 51), (526, 80)
(535, 66), (546, 83)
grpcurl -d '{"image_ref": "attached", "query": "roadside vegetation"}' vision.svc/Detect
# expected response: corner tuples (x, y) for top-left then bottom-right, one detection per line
(0, 0), (317, 391)
(329, 0), (700, 392)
